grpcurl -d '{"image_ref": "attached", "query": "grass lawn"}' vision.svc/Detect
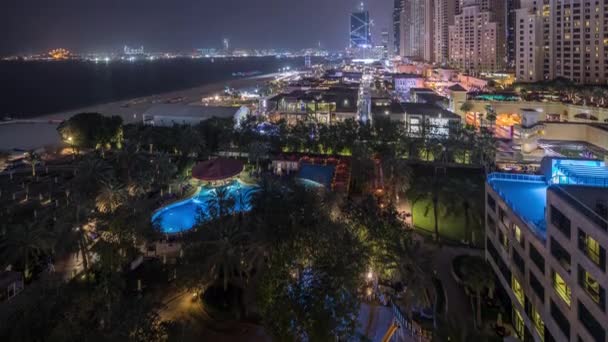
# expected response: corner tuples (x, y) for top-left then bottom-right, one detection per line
(413, 200), (483, 246)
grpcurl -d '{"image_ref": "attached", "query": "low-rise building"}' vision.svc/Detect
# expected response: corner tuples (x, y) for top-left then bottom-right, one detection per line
(485, 158), (608, 341)
(142, 104), (247, 126)
(401, 103), (461, 137)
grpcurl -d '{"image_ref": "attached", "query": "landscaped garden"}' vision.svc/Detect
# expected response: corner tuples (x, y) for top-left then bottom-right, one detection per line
(0, 109), (499, 341)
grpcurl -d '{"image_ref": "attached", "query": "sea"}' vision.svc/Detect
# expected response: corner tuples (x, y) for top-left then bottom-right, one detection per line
(0, 56), (305, 119)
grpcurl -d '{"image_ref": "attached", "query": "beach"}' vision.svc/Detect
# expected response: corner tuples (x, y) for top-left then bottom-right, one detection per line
(0, 73), (278, 151)
(37, 72), (279, 124)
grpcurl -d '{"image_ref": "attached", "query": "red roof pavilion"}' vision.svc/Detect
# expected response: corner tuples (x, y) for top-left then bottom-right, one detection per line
(192, 158), (244, 181)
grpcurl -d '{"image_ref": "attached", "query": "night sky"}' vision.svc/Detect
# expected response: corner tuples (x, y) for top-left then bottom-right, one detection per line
(1, 0), (391, 55)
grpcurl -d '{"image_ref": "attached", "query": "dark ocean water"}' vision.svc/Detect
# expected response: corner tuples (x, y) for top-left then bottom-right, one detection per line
(0, 57), (303, 118)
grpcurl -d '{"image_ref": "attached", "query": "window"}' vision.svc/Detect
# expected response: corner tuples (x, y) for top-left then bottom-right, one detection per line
(550, 205), (571, 238)
(552, 270), (571, 306)
(530, 271), (545, 303)
(499, 229), (509, 250)
(513, 308), (525, 340)
(512, 275), (525, 305)
(499, 207), (509, 226)
(578, 301), (605, 342)
(487, 214), (496, 234)
(513, 249), (525, 274)
(578, 265), (606, 311)
(487, 194), (496, 211)
(530, 244), (546, 274)
(551, 237), (571, 272)
(578, 229), (606, 271)
(514, 224), (524, 247)
(550, 299), (570, 338)
(529, 303), (545, 341)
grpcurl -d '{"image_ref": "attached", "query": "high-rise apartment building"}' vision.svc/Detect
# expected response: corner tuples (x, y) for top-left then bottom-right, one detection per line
(350, 3), (372, 48)
(393, 0), (404, 56)
(485, 158), (608, 342)
(516, 0), (544, 82)
(507, 0), (522, 70)
(433, 0), (458, 64)
(448, 0), (506, 73)
(517, 0), (608, 84)
(400, 0), (434, 61)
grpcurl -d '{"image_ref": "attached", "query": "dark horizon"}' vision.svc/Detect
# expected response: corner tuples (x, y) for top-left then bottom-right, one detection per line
(1, 0), (391, 55)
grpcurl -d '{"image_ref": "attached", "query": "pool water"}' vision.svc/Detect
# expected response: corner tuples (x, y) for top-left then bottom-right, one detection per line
(488, 176), (548, 239)
(297, 164), (335, 188)
(152, 181), (257, 233)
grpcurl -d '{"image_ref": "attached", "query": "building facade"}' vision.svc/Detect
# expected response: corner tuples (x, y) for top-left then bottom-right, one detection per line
(393, 0), (404, 56)
(516, 0), (545, 82)
(433, 0), (458, 65)
(350, 5), (372, 48)
(485, 159), (608, 341)
(517, 0), (608, 84)
(448, 0), (506, 73)
(400, 0), (434, 61)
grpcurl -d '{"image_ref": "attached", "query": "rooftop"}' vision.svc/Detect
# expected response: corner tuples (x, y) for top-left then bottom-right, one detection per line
(401, 103), (460, 119)
(142, 104), (238, 119)
(488, 158), (608, 240)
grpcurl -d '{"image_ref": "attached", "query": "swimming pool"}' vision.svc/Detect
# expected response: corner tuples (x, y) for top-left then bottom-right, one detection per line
(488, 174), (548, 239)
(152, 181), (257, 233)
(297, 164), (335, 188)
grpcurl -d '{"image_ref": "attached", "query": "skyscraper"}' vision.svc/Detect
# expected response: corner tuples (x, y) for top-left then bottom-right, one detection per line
(400, 0), (434, 61)
(381, 29), (390, 59)
(433, 0), (458, 64)
(350, 3), (372, 48)
(506, 0), (521, 70)
(516, 0), (608, 85)
(393, 0), (404, 56)
(448, 0), (506, 73)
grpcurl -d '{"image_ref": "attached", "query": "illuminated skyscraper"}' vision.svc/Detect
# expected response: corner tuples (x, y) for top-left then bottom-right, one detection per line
(400, 0), (433, 61)
(393, 0), (404, 56)
(350, 3), (372, 48)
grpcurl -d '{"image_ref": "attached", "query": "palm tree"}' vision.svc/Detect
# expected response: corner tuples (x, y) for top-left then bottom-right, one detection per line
(452, 178), (482, 244)
(206, 186), (236, 219)
(406, 174), (450, 242)
(24, 150), (41, 177)
(382, 153), (413, 204)
(96, 181), (127, 214)
(0, 221), (54, 280)
(459, 256), (495, 329)
(248, 140), (270, 172)
(75, 155), (114, 196)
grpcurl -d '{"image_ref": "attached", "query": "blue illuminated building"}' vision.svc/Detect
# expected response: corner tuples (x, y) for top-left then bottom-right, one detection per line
(350, 4), (372, 48)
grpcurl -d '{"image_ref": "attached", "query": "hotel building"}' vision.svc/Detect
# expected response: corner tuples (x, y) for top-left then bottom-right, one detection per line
(516, 0), (608, 84)
(448, 0), (506, 73)
(485, 158), (607, 341)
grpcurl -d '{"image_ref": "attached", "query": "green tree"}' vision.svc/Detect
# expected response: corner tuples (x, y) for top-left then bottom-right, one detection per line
(95, 181), (127, 214)
(24, 150), (41, 177)
(0, 221), (54, 279)
(57, 113), (123, 151)
(458, 256), (495, 329)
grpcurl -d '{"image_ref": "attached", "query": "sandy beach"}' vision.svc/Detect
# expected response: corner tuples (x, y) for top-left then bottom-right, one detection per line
(0, 73), (278, 151)
(36, 72), (279, 124)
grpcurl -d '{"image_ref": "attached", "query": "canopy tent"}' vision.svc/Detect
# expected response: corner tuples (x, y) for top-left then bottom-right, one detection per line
(192, 158), (244, 182)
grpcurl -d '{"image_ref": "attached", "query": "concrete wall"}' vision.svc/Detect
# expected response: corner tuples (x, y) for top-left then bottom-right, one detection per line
(544, 124), (608, 151)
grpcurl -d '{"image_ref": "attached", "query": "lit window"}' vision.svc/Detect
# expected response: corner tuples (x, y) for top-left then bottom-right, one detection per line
(513, 309), (525, 339)
(531, 304), (545, 341)
(552, 270), (571, 306)
(512, 275), (525, 305)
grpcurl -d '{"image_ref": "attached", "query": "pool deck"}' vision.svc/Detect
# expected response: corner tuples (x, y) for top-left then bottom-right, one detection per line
(488, 174), (548, 240)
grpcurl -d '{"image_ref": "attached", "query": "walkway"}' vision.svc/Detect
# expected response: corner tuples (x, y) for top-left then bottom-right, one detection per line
(432, 245), (482, 324)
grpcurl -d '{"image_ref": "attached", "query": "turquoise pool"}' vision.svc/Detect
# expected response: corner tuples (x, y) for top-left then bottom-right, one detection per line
(488, 174), (548, 239)
(152, 181), (257, 233)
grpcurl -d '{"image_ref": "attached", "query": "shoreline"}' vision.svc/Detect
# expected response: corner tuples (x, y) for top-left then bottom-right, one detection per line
(33, 72), (279, 124)
(0, 73), (279, 151)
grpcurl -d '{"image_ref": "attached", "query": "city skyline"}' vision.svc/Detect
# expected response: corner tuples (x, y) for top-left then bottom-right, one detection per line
(0, 0), (391, 55)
